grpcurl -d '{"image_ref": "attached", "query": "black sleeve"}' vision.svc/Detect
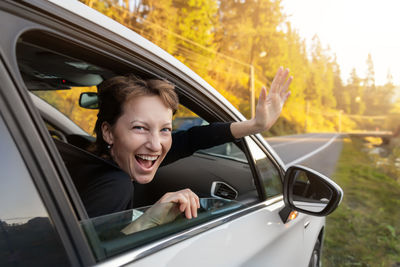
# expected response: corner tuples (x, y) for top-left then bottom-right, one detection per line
(162, 122), (236, 166)
(81, 170), (134, 218)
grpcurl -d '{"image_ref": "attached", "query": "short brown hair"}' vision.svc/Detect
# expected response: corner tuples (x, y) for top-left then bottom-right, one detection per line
(92, 75), (178, 157)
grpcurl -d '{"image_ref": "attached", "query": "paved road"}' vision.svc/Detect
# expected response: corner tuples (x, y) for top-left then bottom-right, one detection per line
(266, 133), (343, 177)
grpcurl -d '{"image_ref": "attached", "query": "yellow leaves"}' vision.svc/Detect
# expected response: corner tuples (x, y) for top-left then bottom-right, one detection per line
(79, 0), (395, 135)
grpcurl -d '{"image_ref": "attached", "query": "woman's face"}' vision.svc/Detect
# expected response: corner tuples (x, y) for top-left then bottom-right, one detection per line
(103, 95), (173, 184)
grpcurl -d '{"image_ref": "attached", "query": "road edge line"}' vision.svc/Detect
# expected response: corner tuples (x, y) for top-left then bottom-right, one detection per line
(285, 134), (341, 167)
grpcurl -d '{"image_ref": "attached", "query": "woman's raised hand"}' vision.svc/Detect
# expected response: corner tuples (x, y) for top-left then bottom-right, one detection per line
(254, 67), (292, 131)
(230, 67), (293, 138)
(158, 189), (200, 219)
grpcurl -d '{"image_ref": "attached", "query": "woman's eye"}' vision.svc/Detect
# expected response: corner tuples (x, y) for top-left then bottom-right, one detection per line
(161, 128), (172, 133)
(132, 126), (145, 131)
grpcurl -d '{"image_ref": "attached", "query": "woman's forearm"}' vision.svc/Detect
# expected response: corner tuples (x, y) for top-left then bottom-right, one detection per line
(230, 119), (264, 139)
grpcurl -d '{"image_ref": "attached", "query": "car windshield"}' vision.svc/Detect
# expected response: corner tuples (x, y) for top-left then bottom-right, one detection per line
(80, 198), (246, 261)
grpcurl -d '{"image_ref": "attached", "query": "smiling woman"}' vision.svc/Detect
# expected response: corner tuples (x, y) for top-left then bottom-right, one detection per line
(94, 76), (177, 185)
(82, 75), (201, 220)
(73, 66), (293, 221)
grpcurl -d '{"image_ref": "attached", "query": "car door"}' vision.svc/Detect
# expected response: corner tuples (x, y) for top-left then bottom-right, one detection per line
(126, 140), (310, 267)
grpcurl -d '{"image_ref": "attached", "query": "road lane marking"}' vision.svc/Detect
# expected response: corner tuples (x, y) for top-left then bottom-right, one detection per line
(285, 134), (340, 167)
(270, 133), (325, 148)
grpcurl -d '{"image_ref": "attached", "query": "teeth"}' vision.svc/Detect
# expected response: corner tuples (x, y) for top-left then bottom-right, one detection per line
(137, 154), (159, 161)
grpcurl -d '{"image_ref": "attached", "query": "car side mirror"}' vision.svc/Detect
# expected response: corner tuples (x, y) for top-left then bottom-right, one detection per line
(281, 165), (343, 221)
(79, 92), (98, 109)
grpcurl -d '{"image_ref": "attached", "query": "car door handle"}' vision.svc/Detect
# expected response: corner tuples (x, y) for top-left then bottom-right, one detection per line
(304, 221), (311, 229)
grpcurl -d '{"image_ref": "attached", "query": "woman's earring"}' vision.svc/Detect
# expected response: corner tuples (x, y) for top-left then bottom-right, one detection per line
(107, 144), (111, 149)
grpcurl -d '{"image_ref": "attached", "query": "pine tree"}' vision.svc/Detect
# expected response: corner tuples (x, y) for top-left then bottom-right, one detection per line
(363, 53), (376, 115)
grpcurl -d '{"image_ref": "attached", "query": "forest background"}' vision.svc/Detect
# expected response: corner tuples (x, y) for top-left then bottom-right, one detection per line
(78, 0), (400, 136)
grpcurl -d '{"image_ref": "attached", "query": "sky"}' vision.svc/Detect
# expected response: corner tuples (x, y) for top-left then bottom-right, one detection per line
(281, 0), (400, 86)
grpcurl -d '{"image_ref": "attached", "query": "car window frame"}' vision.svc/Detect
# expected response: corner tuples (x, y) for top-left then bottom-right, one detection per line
(0, 105), (73, 266)
(0, 58), (92, 265)
(244, 135), (285, 200)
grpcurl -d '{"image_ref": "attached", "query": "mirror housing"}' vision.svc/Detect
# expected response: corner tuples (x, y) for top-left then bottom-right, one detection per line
(79, 92), (98, 109)
(282, 165), (343, 219)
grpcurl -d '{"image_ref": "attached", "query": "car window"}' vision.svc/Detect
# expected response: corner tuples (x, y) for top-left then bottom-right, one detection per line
(174, 105), (248, 163)
(32, 86), (98, 135)
(245, 137), (283, 199)
(80, 198), (245, 261)
(17, 30), (121, 138)
(0, 115), (70, 266)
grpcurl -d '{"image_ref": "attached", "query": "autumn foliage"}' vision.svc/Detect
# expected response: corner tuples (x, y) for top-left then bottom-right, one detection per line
(77, 0), (398, 135)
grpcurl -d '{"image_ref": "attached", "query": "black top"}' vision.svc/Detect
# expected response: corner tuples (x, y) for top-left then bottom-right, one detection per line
(66, 122), (235, 218)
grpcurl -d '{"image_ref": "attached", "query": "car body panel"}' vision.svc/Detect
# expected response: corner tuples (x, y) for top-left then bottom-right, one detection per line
(97, 199), (322, 267)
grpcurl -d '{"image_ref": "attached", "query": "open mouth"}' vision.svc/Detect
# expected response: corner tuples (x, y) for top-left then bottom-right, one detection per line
(135, 154), (159, 169)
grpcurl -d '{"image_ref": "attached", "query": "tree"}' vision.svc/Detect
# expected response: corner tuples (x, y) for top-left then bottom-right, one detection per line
(364, 53), (375, 88)
(216, 0), (285, 79)
(347, 68), (365, 114)
(375, 69), (395, 114)
(332, 56), (350, 113)
(363, 53), (377, 115)
(173, 0), (219, 76)
(309, 35), (336, 108)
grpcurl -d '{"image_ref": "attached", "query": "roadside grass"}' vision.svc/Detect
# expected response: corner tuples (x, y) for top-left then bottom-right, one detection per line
(322, 137), (400, 267)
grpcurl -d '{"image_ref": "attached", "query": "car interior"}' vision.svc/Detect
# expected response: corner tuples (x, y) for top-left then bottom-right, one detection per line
(16, 31), (260, 223)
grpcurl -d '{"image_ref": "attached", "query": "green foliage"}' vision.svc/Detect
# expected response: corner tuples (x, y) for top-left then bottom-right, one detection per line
(323, 137), (400, 266)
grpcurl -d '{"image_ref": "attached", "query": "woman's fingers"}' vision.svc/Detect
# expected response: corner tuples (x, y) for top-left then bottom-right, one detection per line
(270, 67), (283, 93)
(259, 86), (267, 102)
(270, 67), (290, 95)
(190, 195), (198, 218)
(279, 69), (290, 93)
(183, 197), (192, 219)
(280, 75), (293, 99)
(159, 189), (199, 219)
(269, 67), (292, 106)
(284, 91), (291, 102)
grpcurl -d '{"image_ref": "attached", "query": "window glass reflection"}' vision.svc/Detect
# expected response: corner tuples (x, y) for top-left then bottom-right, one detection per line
(245, 137), (282, 198)
(0, 116), (69, 266)
(292, 170), (333, 212)
(80, 198), (245, 261)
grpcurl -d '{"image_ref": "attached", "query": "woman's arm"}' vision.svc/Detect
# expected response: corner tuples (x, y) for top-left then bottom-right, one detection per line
(230, 67), (293, 138)
(163, 67), (292, 166)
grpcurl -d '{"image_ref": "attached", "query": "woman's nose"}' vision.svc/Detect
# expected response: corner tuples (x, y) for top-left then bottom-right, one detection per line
(146, 133), (162, 151)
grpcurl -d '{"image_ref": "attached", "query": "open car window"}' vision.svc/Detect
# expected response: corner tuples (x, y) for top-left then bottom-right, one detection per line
(173, 105), (248, 163)
(80, 198), (246, 261)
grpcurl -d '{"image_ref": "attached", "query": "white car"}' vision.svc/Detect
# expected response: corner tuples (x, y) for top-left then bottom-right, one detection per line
(0, 1), (342, 266)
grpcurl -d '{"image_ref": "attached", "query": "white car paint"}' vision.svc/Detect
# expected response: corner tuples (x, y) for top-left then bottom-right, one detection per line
(131, 201), (322, 267)
(96, 196), (324, 267)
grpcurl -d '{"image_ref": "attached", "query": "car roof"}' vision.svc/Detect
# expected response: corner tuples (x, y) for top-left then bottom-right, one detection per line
(47, 0), (247, 122)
